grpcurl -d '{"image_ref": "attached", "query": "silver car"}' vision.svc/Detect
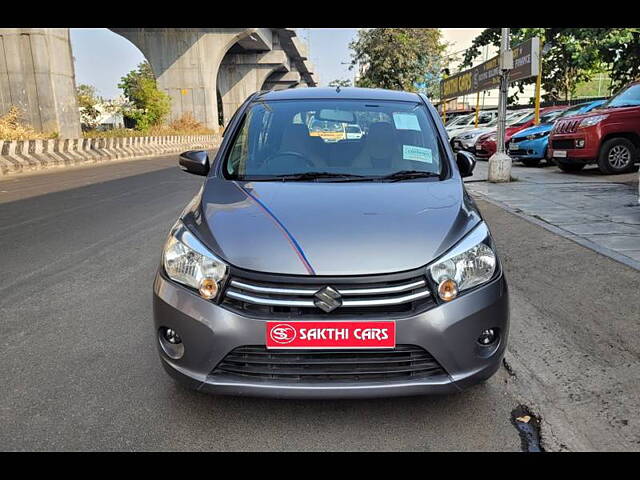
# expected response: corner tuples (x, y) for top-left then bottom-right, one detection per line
(153, 87), (509, 399)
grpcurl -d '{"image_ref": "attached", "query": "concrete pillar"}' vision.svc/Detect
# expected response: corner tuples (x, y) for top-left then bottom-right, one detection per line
(262, 70), (301, 91)
(217, 48), (290, 125)
(0, 28), (81, 138)
(111, 28), (273, 133)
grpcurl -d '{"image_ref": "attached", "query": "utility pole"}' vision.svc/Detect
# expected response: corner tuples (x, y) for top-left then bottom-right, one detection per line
(488, 28), (513, 183)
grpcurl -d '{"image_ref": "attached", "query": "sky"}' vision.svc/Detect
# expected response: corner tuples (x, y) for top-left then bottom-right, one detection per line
(70, 28), (359, 99)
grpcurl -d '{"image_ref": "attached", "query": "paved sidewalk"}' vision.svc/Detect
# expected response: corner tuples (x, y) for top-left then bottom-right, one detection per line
(465, 161), (640, 270)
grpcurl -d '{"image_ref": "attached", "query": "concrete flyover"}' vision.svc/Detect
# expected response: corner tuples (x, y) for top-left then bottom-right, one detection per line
(0, 28), (316, 137)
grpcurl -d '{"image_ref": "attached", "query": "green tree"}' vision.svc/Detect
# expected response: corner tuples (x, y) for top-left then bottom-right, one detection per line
(76, 84), (102, 130)
(118, 61), (171, 131)
(328, 78), (352, 88)
(596, 29), (640, 91)
(461, 28), (640, 103)
(349, 28), (448, 96)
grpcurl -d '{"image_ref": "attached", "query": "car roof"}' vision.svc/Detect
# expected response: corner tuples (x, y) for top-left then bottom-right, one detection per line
(253, 87), (422, 103)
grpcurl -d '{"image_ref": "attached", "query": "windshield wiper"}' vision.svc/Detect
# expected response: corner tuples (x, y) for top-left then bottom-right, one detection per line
(271, 172), (368, 182)
(377, 170), (441, 182)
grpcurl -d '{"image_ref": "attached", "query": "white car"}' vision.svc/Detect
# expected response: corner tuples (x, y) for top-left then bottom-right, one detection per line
(345, 124), (364, 139)
(451, 109), (534, 151)
(446, 110), (498, 139)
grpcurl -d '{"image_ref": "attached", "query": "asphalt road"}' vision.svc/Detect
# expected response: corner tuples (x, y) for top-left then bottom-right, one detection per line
(0, 156), (638, 451)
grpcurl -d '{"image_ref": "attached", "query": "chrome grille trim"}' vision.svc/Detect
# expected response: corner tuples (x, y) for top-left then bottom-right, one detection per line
(222, 269), (435, 316)
(229, 280), (317, 296)
(228, 278), (426, 296)
(225, 286), (431, 308)
(226, 290), (315, 307)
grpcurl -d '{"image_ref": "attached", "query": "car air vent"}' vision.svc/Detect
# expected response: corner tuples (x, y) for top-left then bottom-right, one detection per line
(211, 345), (448, 383)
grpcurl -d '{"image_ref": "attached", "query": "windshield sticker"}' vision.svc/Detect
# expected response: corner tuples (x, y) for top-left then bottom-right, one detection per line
(393, 113), (421, 131)
(403, 145), (432, 163)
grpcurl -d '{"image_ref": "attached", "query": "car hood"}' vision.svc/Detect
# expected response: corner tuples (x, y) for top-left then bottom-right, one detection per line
(447, 126), (476, 137)
(565, 104), (639, 121)
(512, 122), (553, 139)
(187, 178), (481, 276)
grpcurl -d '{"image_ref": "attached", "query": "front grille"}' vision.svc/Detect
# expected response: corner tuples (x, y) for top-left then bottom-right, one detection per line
(212, 345), (447, 383)
(510, 149), (527, 156)
(221, 269), (435, 318)
(552, 139), (576, 150)
(554, 119), (579, 134)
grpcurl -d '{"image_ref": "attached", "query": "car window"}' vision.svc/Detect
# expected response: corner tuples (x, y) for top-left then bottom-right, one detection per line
(602, 83), (640, 108)
(555, 104), (586, 119)
(540, 110), (564, 123)
(223, 99), (444, 180)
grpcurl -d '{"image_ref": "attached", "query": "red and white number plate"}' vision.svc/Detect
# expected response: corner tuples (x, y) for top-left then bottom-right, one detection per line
(266, 321), (396, 349)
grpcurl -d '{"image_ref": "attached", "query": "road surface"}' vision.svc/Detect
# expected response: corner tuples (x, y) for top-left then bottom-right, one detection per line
(0, 156), (638, 451)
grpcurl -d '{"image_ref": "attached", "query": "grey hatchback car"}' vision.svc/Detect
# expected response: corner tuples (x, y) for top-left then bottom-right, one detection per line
(153, 87), (509, 398)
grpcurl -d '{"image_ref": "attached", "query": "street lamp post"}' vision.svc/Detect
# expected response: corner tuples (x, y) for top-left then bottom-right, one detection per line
(488, 28), (513, 183)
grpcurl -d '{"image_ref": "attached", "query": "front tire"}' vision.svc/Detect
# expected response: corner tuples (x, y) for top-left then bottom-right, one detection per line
(556, 160), (586, 172)
(597, 138), (636, 174)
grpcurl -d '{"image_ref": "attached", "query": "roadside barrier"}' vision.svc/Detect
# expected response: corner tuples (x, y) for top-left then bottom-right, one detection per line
(0, 134), (221, 177)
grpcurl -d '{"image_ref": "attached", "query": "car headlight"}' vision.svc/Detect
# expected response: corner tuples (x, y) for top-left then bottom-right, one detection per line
(579, 114), (608, 128)
(526, 131), (549, 140)
(428, 222), (497, 302)
(162, 222), (228, 300)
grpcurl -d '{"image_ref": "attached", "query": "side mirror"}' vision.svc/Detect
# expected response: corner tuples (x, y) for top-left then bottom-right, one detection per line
(456, 150), (476, 178)
(179, 150), (209, 176)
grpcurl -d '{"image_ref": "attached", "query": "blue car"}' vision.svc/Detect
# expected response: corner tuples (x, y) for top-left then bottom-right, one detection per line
(508, 100), (606, 166)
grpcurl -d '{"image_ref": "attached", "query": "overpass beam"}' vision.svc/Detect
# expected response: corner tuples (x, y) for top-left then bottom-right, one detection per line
(0, 28), (81, 138)
(111, 28), (272, 133)
(217, 48), (290, 125)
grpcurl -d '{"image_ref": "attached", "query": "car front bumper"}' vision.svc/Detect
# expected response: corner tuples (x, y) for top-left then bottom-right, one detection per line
(549, 129), (600, 163)
(509, 138), (548, 159)
(152, 270), (510, 399)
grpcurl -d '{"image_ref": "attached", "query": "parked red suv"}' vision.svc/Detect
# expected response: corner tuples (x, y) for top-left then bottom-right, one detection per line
(549, 81), (640, 174)
(474, 106), (567, 159)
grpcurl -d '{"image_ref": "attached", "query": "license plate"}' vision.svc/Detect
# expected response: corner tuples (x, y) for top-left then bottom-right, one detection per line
(266, 321), (396, 349)
(509, 142), (518, 151)
(554, 150), (567, 158)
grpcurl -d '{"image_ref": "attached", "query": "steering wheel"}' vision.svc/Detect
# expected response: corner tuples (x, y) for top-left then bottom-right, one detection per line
(264, 151), (316, 169)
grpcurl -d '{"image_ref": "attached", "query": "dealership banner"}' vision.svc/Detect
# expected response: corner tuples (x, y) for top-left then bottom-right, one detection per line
(440, 37), (540, 100)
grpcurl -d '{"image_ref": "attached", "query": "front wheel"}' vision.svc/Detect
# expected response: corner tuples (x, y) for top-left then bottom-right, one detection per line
(521, 158), (541, 167)
(597, 138), (637, 174)
(556, 160), (586, 172)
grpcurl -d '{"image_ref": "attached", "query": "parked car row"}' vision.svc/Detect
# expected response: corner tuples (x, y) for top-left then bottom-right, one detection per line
(508, 100), (605, 167)
(448, 80), (640, 174)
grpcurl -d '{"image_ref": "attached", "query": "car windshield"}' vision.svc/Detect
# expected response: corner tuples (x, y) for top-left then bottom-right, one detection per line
(602, 83), (640, 108)
(485, 110), (531, 128)
(555, 103), (589, 120)
(446, 114), (473, 127)
(224, 99), (444, 181)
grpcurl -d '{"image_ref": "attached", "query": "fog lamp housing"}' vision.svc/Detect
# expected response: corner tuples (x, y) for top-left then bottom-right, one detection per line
(478, 328), (498, 346)
(575, 139), (585, 148)
(159, 327), (184, 359)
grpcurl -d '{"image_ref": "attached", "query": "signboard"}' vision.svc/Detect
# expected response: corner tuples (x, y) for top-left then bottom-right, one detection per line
(440, 37), (540, 100)
(511, 37), (540, 82)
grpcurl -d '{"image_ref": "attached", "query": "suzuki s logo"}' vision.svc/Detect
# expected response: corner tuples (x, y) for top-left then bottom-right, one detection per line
(270, 324), (297, 344)
(314, 286), (343, 313)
